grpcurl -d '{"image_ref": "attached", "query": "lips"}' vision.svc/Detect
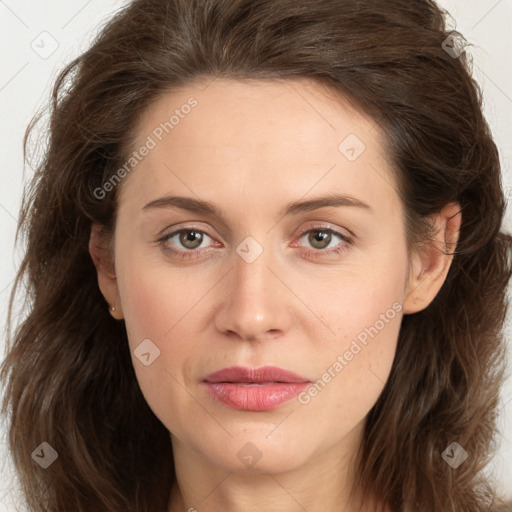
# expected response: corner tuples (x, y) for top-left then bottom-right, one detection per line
(204, 365), (309, 384)
(203, 366), (310, 411)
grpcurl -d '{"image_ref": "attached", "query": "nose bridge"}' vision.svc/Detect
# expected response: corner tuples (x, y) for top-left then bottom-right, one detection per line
(214, 239), (292, 340)
(233, 248), (270, 302)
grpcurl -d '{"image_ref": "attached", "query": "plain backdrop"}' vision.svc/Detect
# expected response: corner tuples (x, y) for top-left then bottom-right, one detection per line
(1, 0), (511, 509)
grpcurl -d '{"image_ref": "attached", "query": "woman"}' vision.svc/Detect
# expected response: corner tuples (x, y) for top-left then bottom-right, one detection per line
(1, 0), (511, 511)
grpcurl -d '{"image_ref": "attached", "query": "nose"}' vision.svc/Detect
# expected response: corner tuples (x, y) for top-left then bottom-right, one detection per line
(214, 244), (294, 342)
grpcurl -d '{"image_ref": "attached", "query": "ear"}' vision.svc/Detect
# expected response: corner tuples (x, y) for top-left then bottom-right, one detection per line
(403, 202), (462, 315)
(89, 222), (124, 320)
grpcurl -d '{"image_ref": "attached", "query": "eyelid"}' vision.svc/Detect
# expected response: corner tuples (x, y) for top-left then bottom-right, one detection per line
(157, 222), (350, 243)
(155, 220), (218, 238)
(293, 221), (354, 239)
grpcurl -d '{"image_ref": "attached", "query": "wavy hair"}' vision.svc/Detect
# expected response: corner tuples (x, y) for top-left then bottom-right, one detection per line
(1, 0), (511, 510)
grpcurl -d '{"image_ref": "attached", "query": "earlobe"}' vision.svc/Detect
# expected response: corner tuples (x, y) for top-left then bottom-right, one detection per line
(403, 202), (462, 315)
(89, 222), (124, 319)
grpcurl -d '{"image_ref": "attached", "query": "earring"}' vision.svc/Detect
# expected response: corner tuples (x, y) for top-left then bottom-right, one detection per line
(110, 305), (116, 312)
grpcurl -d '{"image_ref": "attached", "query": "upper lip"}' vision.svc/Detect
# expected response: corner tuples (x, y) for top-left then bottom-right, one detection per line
(203, 365), (310, 384)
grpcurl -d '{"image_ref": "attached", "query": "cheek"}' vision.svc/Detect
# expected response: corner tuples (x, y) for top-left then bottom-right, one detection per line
(116, 266), (206, 431)
(302, 256), (406, 355)
(117, 255), (209, 345)
(292, 295), (402, 448)
(295, 247), (406, 412)
(114, 259), (178, 363)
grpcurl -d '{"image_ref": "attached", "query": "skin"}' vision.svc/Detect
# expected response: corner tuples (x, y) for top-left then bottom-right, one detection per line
(89, 77), (461, 512)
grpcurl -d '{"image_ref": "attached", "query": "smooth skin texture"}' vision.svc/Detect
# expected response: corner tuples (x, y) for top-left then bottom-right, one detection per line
(89, 78), (462, 512)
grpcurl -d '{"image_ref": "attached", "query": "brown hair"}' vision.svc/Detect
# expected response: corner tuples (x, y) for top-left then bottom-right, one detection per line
(1, 0), (511, 510)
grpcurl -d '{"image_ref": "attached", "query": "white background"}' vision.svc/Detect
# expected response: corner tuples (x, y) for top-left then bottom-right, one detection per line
(1, 0), (511, 509)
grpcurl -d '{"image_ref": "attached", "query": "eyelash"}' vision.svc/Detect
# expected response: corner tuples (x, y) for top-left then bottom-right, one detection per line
(156, 225), (354, 260)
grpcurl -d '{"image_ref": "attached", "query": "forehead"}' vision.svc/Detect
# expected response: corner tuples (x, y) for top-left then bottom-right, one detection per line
(118, 78), (400, 220)
(134, 77), (379, 153)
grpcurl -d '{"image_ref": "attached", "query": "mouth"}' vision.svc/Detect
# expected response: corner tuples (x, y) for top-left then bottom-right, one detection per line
(202, 366), (311, 411)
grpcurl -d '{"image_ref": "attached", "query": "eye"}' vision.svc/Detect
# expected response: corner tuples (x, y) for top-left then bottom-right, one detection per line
(295, 227), (353, 257)
(156, 225), (353, 260)
(157, 228), (219, 259)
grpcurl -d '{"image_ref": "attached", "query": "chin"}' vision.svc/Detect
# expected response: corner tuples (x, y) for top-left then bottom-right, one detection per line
(198, 431), (314, 475)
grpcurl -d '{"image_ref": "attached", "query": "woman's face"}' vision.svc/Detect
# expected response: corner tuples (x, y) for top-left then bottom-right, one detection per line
(98, 78), (429, 475)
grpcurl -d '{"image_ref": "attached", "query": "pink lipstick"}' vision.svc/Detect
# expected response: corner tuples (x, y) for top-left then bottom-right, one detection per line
(203, 366), (310, 411)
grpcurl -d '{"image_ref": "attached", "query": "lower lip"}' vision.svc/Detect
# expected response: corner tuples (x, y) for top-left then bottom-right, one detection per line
(204, 382), (309, 411)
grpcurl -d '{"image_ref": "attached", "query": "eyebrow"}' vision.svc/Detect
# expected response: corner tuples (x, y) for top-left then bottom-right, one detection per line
(142, 193), (372, 218)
